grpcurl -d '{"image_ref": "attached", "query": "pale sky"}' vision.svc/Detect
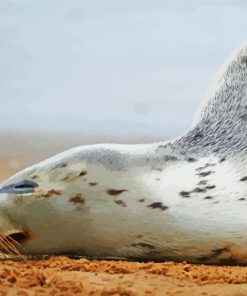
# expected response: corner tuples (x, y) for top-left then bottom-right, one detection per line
(1, 1), (247, 138)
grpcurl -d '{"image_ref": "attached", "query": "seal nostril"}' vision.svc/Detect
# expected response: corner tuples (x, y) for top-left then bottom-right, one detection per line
(6, 231), (29, 244)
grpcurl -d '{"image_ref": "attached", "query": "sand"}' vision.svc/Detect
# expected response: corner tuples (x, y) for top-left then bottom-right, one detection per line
(1, 137), (247, 295)
(1, 257), (247, 295)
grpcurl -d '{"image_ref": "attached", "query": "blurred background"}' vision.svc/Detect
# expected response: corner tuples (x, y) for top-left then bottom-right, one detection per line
(0, 0), (247, 180)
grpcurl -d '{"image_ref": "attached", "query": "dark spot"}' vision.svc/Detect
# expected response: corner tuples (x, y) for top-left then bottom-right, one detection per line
(196, 166), (204, 171)
(147, 202), (168, 211)
(196, 163), (216, 171)
(59, 163), (68, 168)
(204, 196), (213, 200)
(179, 191), (190, 198)
(138, 198), (145, 203)
(114, 200), (127, 207)
(219, 157), (226, 163)
(193, 187), (207, 193)
(212, 247), (229, 256)
(197, 256), (212, 262)
(69, 194), (85, 204)
(136, 234), (143, 238)
(203, 141), (215, 148)
(197, 171), (214, 177)
(41, 189), (62, 198)
(79, 171), (88, 176)
(107, 189), (128, 196)
(155, 178), (161, 181)
(205, 185), (216, 190)
(187, 158), (197, 162)
(164, 155), (178, 161)
(89, 182), (97, 186)
(192, 132), (203, 141)
(131, 243), (155, 250)
(197, 180), (208, 186)
(31, 175), (38, 179)
(240, 176), (247, 181)
(238, 197), (246, 201)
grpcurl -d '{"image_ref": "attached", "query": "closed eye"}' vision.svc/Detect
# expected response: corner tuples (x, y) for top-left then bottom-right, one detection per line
(0, 180), (39, 194)
(14, 180), (38, 189)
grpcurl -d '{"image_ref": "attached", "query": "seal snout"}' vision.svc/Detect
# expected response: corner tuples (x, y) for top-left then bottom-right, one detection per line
(0, 229), (30, 257)
(5, 229), (29, 244)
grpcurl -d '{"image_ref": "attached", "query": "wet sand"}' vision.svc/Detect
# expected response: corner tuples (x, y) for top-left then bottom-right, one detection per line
(1, 135), (247, 295)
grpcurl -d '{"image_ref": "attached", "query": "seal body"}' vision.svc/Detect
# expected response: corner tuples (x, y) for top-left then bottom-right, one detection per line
(1, 44), (247, 264)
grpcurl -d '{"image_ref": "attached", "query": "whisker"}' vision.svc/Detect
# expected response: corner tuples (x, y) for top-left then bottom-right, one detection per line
(0, 230), (23, 258)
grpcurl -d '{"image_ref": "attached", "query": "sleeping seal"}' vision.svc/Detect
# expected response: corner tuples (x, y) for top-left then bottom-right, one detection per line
(1, 43), (247, 264)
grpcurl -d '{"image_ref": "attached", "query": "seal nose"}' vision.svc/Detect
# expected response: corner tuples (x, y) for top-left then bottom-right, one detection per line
(0, 229), (29, 257)
(4, 229), (29, 244)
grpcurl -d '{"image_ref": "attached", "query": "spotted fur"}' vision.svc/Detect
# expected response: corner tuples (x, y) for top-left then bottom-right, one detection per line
(1, 43), (247, 263)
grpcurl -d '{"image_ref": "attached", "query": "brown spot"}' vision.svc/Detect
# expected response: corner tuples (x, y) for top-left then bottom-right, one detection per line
(88, 182), (98, 187)
(179, 191), (190, 198)
(240, 176), (247, 181)
(79, 171), (88, 176)
(131, 243), (155, 250)
(31, 175), (38, 179)
(41, 189), (62, 198)
(69, 194), (85, 204)
(107, 189), (128, 196)
(197, 171), (214, 177)
(114, 200), (127, 207)
(147, 202), (168, 211)
(136, 234), (143, 238)
(138, 198), (145, 203)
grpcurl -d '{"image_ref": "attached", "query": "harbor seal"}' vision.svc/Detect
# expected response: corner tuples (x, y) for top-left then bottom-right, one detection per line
(1, 43), (247, 264)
